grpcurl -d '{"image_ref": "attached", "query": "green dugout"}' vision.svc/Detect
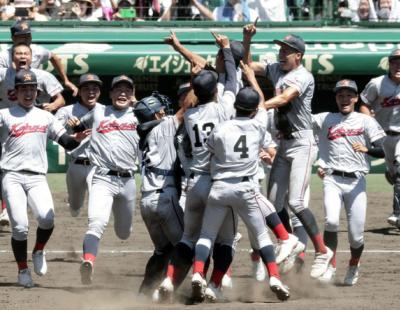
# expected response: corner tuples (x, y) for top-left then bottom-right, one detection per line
(0, 21), (396, 173)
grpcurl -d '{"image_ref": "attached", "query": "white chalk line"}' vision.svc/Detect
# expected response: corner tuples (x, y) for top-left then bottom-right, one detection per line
(1, 249), (400, 254)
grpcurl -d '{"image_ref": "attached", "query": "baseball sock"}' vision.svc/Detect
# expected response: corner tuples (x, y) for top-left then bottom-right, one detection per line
(266, 213), (289, 240)
(296, 209), (327, 254)
(83, 234), (100, 263)
(11, 238), (28, 271)
(167, 242), (193, 287)
(293, 224), (308, 248)
(33, 226), (54, 253)
(323, 231), (338, 267)
(1, 200), (6, 211)
(277, 208), (293, 233)
(210, 243), (233, 287)
(203, 256), (211, 277)
(349, 244), (364, 266)
(250, 248), (261, 261)
(259, 245), (280, 278)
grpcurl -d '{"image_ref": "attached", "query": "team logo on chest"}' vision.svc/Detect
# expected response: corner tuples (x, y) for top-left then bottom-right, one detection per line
(97, 119), (136, 134)
(10, 123), (48, 137)
(381, 96), (400, 108)
(327, 125), (363, 140)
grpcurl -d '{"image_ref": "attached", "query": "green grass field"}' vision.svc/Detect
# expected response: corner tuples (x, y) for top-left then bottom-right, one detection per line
(47, 173), (393, 194)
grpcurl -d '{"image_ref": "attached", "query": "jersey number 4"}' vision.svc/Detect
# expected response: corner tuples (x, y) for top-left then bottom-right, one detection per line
(234, 135), (249, 158)
(192, 123), (215, 147)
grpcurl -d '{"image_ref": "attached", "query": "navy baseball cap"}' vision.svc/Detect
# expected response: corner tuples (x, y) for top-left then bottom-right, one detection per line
(274, 34), (306, 55)
(78, 73), (103, 87)
(389, 49), (400, 61)
(230, 41), (244, 66)
(333, 79), (358, 94)
(15, 69), (37, 87)
(11, 20), (31, 36)
(234, 87), (259, 111)
(192, 70), (218, 97)
(177, 82), (191, 97)
(111, 75), (134, 89)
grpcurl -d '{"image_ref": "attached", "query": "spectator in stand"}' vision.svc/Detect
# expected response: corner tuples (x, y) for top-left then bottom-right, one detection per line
(1, 0), (14, 20)
(376, 0), (400, 21)
(68, 0), (99, 20)
(112, 0), (139, 20)
(351, 0), (378, 21)
(7, 0), (48, 21)
(190, 0), (259, 21)
(38, 0), (64, 20)
(247, 0), (287, 21)
(158, 0), (202, 21)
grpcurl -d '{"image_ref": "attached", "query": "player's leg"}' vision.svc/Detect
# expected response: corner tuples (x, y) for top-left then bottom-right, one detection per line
(318, 175), (343, 283)
(0, 169), (10, 227)
(81, 174), (114, 284)
(343, 176), (367, 286)
(66, 162), (91, 217)
(26, 174), (56, 277)
(2, 172), (33, 287)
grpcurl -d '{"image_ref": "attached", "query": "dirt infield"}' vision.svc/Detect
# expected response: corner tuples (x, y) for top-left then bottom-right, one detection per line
(1, 175), (399, 310)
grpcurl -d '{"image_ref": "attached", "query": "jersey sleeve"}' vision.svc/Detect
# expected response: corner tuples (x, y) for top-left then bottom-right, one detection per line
(254, 108), (269, 132)
(48, 114), (67, 141)
(80, 108), (96, 129)
(311, 113), (327, 131)
(283, 69), (310, 96)
(360, 80), (378, 106)
(41, 71), (63, 97)
(0, 51), (10, 68)
(35, 45), (52, 62)
(364, 115), (386, 143)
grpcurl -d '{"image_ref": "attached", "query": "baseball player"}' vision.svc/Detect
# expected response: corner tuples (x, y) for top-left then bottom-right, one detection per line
(0, 43), (65, 111)
(134, 92), (192, 300)
(0, 20), (78, 96)
(243, 23), (333, 279)
(191, 72), (290, 302)
(360, 49), (400, 228)
(0, 69), (87, 288)
(70, 75), (139, 285)
(314, 79), (385, 285)
(55, 73), (103, 217)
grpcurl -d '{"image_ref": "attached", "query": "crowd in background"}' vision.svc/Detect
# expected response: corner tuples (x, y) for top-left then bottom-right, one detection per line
(1, 0), (400, 22)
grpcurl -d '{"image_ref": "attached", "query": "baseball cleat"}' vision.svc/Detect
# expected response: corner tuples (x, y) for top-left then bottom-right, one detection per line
(69, 207), (80, 218)
(310, 248), (333, 278)
(250, 252), (266, 282)
(18, 268), (34, 288)
(151, 288), (160, 302)
(32, 250), (47, 276)
(387, 214), (399, 227)
(191, 272), (207, 302)
(204, 282), (226, 303)
(318, 265), (336, 284)
(269, 276), (290, 301)
(221, 274), (233, 289)
(343, 264), (360, 286)
(275, 234), (299, 264)
(80, 260), (94, 285)
(158, 277), (174, 303)
(0, 208), (10, 226)
(279, 241), (305, 274)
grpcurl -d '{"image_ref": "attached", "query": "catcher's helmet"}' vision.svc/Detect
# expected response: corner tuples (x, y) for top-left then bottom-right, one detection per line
(134, 92), (171, 124)
(234, 87), (259, 112)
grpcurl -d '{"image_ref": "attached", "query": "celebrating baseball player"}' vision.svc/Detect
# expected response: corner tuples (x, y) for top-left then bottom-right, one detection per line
(243, 23), (333, 279)
(55, 73), (104, 217)
(134, 91), (192, 300)
(360, 49), (400, 228)
(70, 75), (139, 285)
(314, 79), (385, 285)
(191, 63), (290, 302)
(0, 20), (78, 96)
(0, 69), (87, 288)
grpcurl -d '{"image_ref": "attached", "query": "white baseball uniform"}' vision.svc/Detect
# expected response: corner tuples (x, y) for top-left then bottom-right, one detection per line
(0, 45), (51, 69)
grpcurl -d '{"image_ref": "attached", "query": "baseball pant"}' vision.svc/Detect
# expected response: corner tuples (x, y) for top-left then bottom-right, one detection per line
(2, 171), (54, 241)
(66, 161), (92, 214)
(383, 135), (400, 215)
(323, 175), (367, 248)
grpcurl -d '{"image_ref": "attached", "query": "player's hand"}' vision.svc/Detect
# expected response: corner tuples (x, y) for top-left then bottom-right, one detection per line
(42, 103), (56, 112)
(352, 142), (368, 153)
(191, 61), (202, 76)
(211, 32), (230, 49)
(73, 129), (92, 142)
(164, 31), (180, 49)
(260, 150), (272, 165)
(243, 17), (258, 39)
(240, 60), (256, 82)
(65, 81), (79, 97)
(67, 116), (81, 128)
(317, 167), (326, 179)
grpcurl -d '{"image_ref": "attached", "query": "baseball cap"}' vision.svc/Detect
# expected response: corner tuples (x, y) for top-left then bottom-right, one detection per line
(273, 34), (306, 55)
(388, 49), (400, 61)
(177, 82), (191, 97)
(230, 41), (244, 66)
(78, 73), (103, 87)
(234, 87), (259, 111)
(14, 69), (37, 87)
(10, 20), (31, 36)
(333, 79), (358, 94)
(192, 70), (218, 97)
(111, 75), (134, 89)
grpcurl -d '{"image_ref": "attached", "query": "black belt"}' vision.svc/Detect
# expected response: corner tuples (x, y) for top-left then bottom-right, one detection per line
(156, 189), (164, 193)
(74, 158), (91, 166)
(19, 170), (43, 175)
(212, 176), (250, 183)
(147, 166), (174, 176)
(385, 130), (400, 136)
(107, 170), (134, 178)
(331, 170), (357, 178)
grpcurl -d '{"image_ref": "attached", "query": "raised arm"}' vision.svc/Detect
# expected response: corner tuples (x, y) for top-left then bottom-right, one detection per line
(190, 0), (214, 20)
(242, 19), (267, 76)
(50, 53), (78, 96)
(213, 32), (236, 94)
(240, 60), (265, 104)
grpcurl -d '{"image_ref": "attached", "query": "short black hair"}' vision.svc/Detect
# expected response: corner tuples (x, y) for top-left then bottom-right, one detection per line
(11, 42), (32, 57)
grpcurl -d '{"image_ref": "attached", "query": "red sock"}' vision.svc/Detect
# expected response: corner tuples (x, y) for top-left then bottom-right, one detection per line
(210, 269), (225, 287)
(311, 234), (327, 254)
(33, 242), (46, 253)
(225, 265), (232, 277)
(1, 200), (6, 210)
(297, 251), (305, 260)
(265, 262), (280, 279)
(250, 250), (261, 262)
(349, 257), (360, 266)
(273, 223), (289, 241)
(331, 251), (337, 268)
(17, 261), (28, 271)
(193, 260), (205, 277)
(83, 253), (96, 263)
